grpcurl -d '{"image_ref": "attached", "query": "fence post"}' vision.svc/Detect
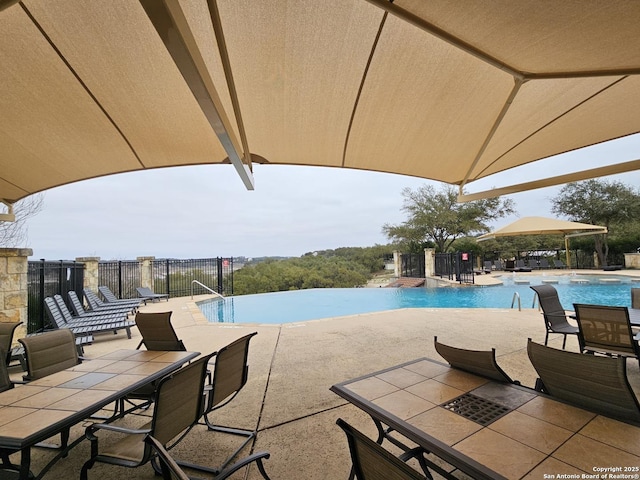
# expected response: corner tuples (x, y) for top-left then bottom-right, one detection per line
(0, 248), (33, 344)
(137, 256), (155, 291)
(77, 257), (100, 294)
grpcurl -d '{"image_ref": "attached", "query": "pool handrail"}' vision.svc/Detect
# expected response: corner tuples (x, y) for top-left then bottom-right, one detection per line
(191, 280), (224, 300)
(511, 292), (521, 311)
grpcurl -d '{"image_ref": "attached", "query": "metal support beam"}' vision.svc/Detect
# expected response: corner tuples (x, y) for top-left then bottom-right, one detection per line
(140, 0), (255, 190)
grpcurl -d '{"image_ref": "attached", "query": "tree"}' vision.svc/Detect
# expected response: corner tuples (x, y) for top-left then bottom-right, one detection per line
(551, 179), (640, 266)
(382, 184), (516, 252)
(0, 194), (44, 247)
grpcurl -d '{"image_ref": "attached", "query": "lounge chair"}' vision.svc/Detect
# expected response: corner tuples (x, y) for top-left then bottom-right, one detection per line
(515, 259), (532, 272)
(434, 336), (515, 383)
(527, 258), (539, 270)
(553, 259), (567, 269)
(85, 288), (141, 311)
(336, 418), (429, 480)
(573, 304), (640, 366)
(98, 286), (145, 307)
(530, 284), (579, 349)
(136, 286), (169, 302)
(493, 260), (504, 271)
(80, 352), (215, 480)
(482, 260), (493, 274)
(53, 294), (130, 324)
(44, 296), (134, 339)
(527, 338), (640, 423)
(538, 258), (550, 269)
(68, 291), (134, 317)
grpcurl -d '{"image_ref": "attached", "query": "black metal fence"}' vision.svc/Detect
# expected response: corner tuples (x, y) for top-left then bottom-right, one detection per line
(150, 257), (234, 298)
(98, 260), (140, 300)
(27, 260), (85, 333)
(434, 252), (475, 284)
(26, 257), (234, 333)
(401, 254), (425, 278)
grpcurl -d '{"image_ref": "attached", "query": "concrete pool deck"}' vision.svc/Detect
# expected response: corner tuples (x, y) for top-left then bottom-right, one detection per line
(14, 273), (640, 479)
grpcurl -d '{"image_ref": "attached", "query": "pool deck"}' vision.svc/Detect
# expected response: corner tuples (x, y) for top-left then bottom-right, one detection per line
(14, 270), (640, 479)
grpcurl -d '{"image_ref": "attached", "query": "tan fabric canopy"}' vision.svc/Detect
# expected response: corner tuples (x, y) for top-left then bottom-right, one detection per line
(2, 0), (640, 205)
(477, 217), (608, 242)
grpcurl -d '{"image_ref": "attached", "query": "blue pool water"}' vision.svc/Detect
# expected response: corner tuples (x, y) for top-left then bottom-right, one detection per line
(197, 274), (639, 324)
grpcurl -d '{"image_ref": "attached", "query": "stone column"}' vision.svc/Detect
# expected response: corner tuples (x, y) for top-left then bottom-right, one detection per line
(424, 248), (435, 277)
(76, 257), (100, 294)
(138, 256), (155, 289)
(393, 251), (401, 278)
(624, 253), (640, 269)
(0, 248), (33, 342)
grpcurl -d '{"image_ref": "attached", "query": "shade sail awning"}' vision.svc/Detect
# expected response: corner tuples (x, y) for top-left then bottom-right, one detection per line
(2, 0), (640, 204)
(476, 217), (608, 242)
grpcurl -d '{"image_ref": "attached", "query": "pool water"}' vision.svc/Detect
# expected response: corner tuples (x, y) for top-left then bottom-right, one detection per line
(197, 274), (639, 324)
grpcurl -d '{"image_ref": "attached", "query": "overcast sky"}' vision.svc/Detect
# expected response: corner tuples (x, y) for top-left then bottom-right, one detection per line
(18, 133), (640, 261)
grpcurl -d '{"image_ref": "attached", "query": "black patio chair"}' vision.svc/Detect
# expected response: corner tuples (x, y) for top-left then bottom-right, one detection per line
(530, 284), (579, 349)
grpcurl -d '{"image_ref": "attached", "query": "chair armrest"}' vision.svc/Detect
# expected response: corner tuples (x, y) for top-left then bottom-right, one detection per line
(86, 422), (152, 436)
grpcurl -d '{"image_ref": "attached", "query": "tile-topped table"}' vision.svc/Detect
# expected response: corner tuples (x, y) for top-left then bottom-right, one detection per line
(331, 358), (640, 480)
(0, 349), (200, 479)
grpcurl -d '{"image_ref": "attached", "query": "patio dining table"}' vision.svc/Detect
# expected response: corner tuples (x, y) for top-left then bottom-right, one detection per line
(0, 348), (200, 479)
(331, 357), (640, 479)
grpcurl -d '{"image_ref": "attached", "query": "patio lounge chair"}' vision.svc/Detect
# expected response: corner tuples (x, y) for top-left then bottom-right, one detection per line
(482, 261), (493, 273)
(515, 259), (532, 272)
(527, 339), (640, 423)
(80, 352), (215, 480)
(53, 294), (130, 324)
(98, 286), (145, 308)
(553, 259), (567, 269)
(136, 286), (169, 302)
(336, 418), (429, 480)
(527, 258), (539, 270)
(85, 288), (140, 312)
(573, 304), (640, 366)
(434, 336), (515, 383)
(44, 297), (134, 339)
(68, 291), (134, 317)
(530, 284), (579, 349)
(538, 258), (550, 269)
(493, 260), (504, 271)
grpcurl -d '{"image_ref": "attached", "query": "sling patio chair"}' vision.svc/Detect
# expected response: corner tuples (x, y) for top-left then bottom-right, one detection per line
(527, 338), (640, 424)
(97, 285), (146, 308)
(530, 284), (579, 349)
(136, 286), (169, 302)
(0, 347), (23, 477)
(538, 258), (551, 269)
(553, 259), (567, 269)
(144, 434), (271, 480)
(19, 329), (84, 449)
(80, 353), (224, 480)
(336, 419), (429, 480)
(0, 321), (25, 369)
(573, 303), (640, 367)
(117, 312), (187, 416)
(84, 288), (140, 313)
(177, 332), (260, 475)
(434, 336), (515, 383)
(68, 291), (134, 317)
(134, 311), (185, 351)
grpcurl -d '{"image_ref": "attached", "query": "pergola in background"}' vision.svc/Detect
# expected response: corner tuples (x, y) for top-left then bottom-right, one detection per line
(476, 216), (608, 267)
(1, 0), (640, 208)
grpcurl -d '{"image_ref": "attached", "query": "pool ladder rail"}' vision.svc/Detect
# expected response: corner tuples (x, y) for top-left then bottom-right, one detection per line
(191, 280), (225, 300)
(510, 291), (539, 312)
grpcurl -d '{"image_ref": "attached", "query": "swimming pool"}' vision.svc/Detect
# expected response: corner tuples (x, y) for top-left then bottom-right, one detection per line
(197, 273), (639, 324)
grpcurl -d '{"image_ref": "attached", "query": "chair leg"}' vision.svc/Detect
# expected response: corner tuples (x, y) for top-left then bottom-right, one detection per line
(544, 331), (549, 346)
(562, 334), (567, 350)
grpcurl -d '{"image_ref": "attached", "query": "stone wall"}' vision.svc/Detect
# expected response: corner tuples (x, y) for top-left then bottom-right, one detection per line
(0, 248), (33, 342)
